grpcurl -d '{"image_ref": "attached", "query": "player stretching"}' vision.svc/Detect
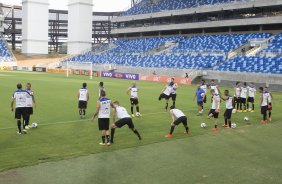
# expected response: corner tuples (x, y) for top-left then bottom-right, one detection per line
(208, 89), (220, 131)
(24, 83), (36, 129)
(264, 87), (273, 121)
(159, 80), (173, 110)
(200, 80), (207, 109)
(247, 82), (256, 112)
(165, 106), (189, 138)
(127, 82), (141, 117)
(221, 90), (233, 128)
(170, 78), (178, 107)
(259, 87), (268, 124)
(11, 83), (29, 134)
(78, 83), (89, 119)
(194, 85), (205, 116)
(110, 101), (141, 144)
(239, 82), (248, 112)
(234, 82), (241, 112)
(92, 90), (111, 145)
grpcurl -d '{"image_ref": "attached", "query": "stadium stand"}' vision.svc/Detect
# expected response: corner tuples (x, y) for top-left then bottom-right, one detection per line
(122, 0), (241, 16)
(217, 56), (282, 74)
(65, 33), (278, 71)
(0, 36), (14, 62)
(261, 32), (282, 55)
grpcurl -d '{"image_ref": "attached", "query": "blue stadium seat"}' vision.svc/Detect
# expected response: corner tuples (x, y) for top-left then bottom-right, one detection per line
(0, 37), (14, 62)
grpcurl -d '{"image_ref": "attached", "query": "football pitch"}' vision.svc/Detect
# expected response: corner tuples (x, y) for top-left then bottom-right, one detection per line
(0, 70), (281, 184)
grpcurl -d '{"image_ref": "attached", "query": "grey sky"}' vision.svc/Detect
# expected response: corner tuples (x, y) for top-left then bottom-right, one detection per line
(0, 0), (131, 12)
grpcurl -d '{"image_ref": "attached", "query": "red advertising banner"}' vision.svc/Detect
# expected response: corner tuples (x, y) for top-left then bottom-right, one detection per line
(140, 74), (191, 86)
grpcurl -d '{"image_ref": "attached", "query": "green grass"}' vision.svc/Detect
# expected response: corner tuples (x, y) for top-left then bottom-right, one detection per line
(0, 70), (281, 183)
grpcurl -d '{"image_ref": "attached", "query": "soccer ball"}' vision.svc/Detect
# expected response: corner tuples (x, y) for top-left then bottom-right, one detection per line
(231, 123), (237, 129)
(232, 109), (237, 114)
(200, 123), (206, 128)
(244, 117), (249, 121)
(135, 112), (140, 117)
(31, 122), (38, 128)
(201, 93), (205, 97)
(248, 108), (252, 112)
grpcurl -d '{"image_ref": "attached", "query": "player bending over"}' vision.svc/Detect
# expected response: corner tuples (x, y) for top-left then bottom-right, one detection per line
(24, 83), (36, 129)
(165, 106), (189, 138)
(92, 90), (111, 146)
(208, 89), (220, 131)
(159, 79), (174, 110)
(78, 82), (89, 119)
(259, 87), (269, 124)
(247, 82), (256, 112)
(264, 87), (273, 121)
(127, 82), (142, 117)
(11, 83), (30, 134)
(221, 90), (233, 128)
(110, 101), (141, 144)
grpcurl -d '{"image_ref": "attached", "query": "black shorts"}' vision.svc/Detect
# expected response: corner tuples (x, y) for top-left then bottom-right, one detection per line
(15, 107), (27, 119)
(208, 109), (219, 118)
(234, 97), (240, 104)
(247, 97), (254, 103)
(261, 106), (268, 114)
(78, 101), (87, 109)
(224, 109), (232, 119)
(115, 118), (134, 129)
(173, 116), (187, 126)
(197, 101), (203, 106)
(170, 93), (177, 101)
(268, 103), (272, 110)
(203, 95), (207, 103)
(130, 98), (139, 105)
(98, 118), (110, 131)
(159, 93), (170, 100)
(26, 107), (33, 115)
(240, 98), (246, 104)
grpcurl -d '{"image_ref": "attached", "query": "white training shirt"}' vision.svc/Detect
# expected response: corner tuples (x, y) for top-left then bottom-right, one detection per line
(79, 88), (88, 101)
(163, 85), (173, 96)
(211, 94), (220, 109)
(240, 87), (248, 98)
(98, 98), (111, 118)
(130, 86), (138, 98)
(200, 84), (207, 93)
(12, 90), (29, 108)
(248, 86), (256, 98)
(234, 87), (241, 97)
(25, 90), (34, 107)
(115, 106), (131, 119)
(170, 109), (185, 118)
(210, 84), (219, 94)
(265, 92), (272, 103)
(261, 92), (269, 106)
(226, 95), (233, 109)
(171, 83), (177, 94)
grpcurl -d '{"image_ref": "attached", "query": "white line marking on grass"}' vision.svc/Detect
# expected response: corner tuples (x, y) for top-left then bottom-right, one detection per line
(0, 111), (170, 131)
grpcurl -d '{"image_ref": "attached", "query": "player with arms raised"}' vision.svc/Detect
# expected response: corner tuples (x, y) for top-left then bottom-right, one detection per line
(77, 82), (89, 119)
(110, 101), (141, 144)
(92, 90), (111, 145)
(127, 82), (141, 117)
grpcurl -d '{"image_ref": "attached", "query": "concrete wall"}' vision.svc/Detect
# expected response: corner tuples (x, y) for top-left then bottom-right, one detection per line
(67, 0), (93, 55)
(22, 0), (49, 55)
(63, 63), (282, 91)
(112, 16), (282, 34)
